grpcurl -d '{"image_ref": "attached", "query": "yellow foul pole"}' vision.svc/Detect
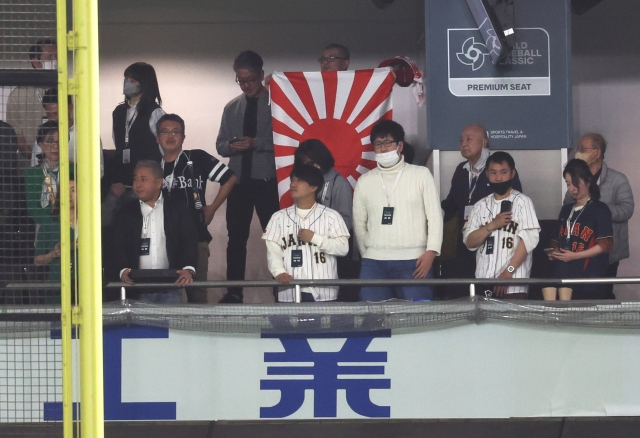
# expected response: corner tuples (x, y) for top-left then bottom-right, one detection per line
(55, 0), (73, 436)
(72, 0), (104, 435)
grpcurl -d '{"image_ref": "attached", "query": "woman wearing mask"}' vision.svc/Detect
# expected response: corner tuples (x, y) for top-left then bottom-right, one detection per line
(111, 62), (165, 186)
(544, 159), (614, 300)
(24, 121), (60, 225)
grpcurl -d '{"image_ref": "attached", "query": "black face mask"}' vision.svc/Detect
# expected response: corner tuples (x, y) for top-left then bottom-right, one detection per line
(489, 179), (512, 196)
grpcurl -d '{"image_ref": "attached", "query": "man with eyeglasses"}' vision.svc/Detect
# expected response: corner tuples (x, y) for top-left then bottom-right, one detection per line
(567, 133), (634, 298)
(216, 50), (279, 304)
(353, 120), (443, 301)
(319, 43), (350, 72)
(155, 113), (236, 304)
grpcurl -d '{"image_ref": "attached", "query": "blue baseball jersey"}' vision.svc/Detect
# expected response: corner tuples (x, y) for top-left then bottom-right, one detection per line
(552, 199), (613, 290)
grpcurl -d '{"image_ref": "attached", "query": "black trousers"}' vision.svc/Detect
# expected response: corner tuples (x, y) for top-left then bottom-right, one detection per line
(603, 261), (619, 299)
(225, 178), (279, 299)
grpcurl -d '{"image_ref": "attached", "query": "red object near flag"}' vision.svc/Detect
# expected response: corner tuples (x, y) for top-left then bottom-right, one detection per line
(270, 68), (395, 207)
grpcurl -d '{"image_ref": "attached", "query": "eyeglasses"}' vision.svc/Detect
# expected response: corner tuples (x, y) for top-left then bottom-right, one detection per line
(577, 147), (597, 152)
(235, 76), (259, 86)
(43, 140), (59, 146)
(159, 130), (183, 137)
(318, 55), (348, 63)
(372, 140), (397, 149)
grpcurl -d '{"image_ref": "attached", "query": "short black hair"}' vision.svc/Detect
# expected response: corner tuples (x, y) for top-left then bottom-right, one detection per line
(323, 43), (350, 60)
(563, 158), (600, 200)
(156, 114), (185, 136)
(42, 88), (72, 106)
(36, 120), (58, 145)
(295, 139), (335, 173)
(370, 119), (405, 144)
(290, 164), (324, 194)
(233, 50), (264, 75)
(486, 151), (515, 172)
(135, 159), (164, 180)
(28, 38), (56, 60)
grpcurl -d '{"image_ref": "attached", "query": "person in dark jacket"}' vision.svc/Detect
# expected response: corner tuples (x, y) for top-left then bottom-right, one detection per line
(114, 160), (198, 303)
(111, 62), (166, 187)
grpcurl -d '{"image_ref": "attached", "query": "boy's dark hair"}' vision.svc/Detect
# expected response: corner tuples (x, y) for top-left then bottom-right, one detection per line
(233, 50), (264, 74)
(290, 164), (324, 194)
(124, 62), (162, 112)
(563, 158), (601, 200)
(156, 114), (185, 136)
(36, 120), (59, 145)
(294, 139), (335, 173)
(370, 120), (405, 144)
(486, 151), (516, 172)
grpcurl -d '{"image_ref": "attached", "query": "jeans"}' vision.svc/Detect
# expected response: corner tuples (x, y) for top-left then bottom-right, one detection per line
(359, 258), (434, 301)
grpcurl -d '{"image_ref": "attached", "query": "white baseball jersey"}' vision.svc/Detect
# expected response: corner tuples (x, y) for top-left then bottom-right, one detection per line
(462, 190), (540, 295)
(263, 203), (350, 302)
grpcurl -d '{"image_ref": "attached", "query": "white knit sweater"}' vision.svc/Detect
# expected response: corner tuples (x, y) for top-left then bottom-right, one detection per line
(353, 157), (443, 260)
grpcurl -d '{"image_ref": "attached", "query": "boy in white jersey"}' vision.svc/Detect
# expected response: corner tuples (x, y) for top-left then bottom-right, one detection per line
(463, 152), (540, 298)
(262, 165), (350, 302)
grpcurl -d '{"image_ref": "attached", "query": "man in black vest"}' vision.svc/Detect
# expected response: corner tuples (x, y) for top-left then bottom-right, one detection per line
(157, 113), (236, 303)
(216, 51), (279, 303)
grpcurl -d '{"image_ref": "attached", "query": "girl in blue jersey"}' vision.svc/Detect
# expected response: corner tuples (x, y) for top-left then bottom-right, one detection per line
(546, 159), (614, 300)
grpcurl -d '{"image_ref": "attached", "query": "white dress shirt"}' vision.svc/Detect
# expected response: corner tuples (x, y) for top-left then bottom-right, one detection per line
(139, 193), (170, 270)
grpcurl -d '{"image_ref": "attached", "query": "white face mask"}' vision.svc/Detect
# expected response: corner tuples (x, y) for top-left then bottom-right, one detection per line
(575, 150), (596, 165)
(41, 60), (57, 70)
(375, 150), (400, 168)
(123, 80), (140, 98)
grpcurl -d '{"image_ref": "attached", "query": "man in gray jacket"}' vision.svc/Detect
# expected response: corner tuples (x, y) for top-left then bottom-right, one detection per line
(570, 133), (634, 297)
(216, 50), (279, 303)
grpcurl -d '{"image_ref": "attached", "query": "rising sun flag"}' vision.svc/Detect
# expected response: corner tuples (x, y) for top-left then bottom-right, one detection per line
(270, 68), (395, 207)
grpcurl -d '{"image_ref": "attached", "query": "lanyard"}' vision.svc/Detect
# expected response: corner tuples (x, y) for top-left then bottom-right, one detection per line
(378, 167), (405, 207)
(468, 171), (480, 203)
(125, 108), (138, 144)
(286, 204), (323, 249)
(161, 151), (187, 194)
(320, 182), (329, 204)
(141, 199), (161, 238)
(565, 200), (590, 240)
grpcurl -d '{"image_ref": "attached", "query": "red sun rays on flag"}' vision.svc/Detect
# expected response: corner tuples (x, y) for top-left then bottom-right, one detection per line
(271, 68), (395, 207)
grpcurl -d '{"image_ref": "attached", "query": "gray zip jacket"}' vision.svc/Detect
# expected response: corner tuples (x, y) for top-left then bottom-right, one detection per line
(318, 169), (353, 232)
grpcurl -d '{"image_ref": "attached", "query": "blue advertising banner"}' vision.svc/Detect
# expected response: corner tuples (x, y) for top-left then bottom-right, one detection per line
(426, 0), (572, 150)
(3, 323), (640, 421)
